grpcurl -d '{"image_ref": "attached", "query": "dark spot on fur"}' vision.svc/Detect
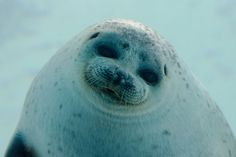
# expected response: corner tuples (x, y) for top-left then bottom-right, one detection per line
(58, 124), (62, 129)
(71, 131), (76, 138)
(47, 149), (51, 154)
(122, 42), (129, 49)
(59, 104), (63, 110)
(63, 127), (67, 132)
(163, 51), (167, 56)
(69, 120), (75, 126)
(137, 137), (143, 142)
(164, 64), (168, 76)
(144, 40), (151, 45)
(139, 53), (148, 62)
(72, 80), (75, 84)
(54, 67), (60, 73)
(222, 139), (227, 143)
(177, 62), (181, 68)
(116, 143), (121, 150)
(178, 71), (182, 75)
(229, 149), (232, 157)
(131, 137), (143, 144)
(73, 113), (82, 118)
(151, 144), (158, 150)
(186, 83), (189, 89)
(54, 81), (58, 87)
(171, 53), (177, 60)
(207, 102), (211, 108)
(162, 130), (171, 136)
(89, 32), (100, 40)
(154, 58), (160, 65)
(58, 146), (63, 152)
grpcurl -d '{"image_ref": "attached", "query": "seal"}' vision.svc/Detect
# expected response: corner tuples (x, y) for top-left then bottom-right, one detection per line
(5, 19), (236, 157)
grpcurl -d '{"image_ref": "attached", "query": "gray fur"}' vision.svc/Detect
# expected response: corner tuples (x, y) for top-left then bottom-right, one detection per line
(7, 19), (236, 157)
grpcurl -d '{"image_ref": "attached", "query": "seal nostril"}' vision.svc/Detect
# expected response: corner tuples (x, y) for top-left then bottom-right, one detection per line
(113, 70), (123, 85)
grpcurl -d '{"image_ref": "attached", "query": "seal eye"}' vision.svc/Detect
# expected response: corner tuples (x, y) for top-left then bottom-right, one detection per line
(138, 69), (159, 85)
(97, 45), (118, 59)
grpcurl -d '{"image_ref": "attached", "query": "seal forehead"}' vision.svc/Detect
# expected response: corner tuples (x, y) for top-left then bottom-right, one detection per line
(88, 19), (169, 64)
(92, 19), (161, 46)
(97, 19), (153, 33)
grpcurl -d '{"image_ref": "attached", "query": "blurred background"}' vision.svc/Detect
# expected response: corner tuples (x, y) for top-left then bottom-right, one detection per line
(0, 0), (235, 155)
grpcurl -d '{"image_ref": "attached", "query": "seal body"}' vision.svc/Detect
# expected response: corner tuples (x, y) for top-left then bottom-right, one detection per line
(5, 19), (236, 157)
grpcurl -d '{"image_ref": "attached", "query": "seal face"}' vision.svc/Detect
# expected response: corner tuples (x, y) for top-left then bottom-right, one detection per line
(75, 21), (169, 115)
(83, 31), (164, 105)
(5, 19), (236, 157)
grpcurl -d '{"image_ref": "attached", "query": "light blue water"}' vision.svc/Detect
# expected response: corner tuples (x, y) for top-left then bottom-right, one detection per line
(0, 0), (235, 155)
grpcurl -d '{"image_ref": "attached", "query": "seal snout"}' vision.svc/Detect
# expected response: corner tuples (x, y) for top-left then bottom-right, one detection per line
(85, 58), (147, 105)
(105, 67), (133, 87)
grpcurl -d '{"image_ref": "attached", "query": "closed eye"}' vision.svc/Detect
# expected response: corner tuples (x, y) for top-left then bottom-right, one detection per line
(97, 45), (118, 59)
(138, 68), (160, 86)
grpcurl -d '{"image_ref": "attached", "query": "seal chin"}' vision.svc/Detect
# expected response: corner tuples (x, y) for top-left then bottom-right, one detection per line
(84, 59), (147, 106)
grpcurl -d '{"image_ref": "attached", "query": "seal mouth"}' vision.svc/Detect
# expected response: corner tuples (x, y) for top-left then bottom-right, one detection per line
(103, 88), (115, 94)
(99, 87), (144, 105)
(101, 87), (119, 99)
(89, 83), (147, 106)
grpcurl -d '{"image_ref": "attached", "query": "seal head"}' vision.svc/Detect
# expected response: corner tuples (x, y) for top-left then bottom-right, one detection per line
(5, 19), (236, 157)
(72, 19), (171, 116)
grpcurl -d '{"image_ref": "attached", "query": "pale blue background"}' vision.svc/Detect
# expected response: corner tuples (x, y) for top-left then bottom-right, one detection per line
(0, 0), (236, 155)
